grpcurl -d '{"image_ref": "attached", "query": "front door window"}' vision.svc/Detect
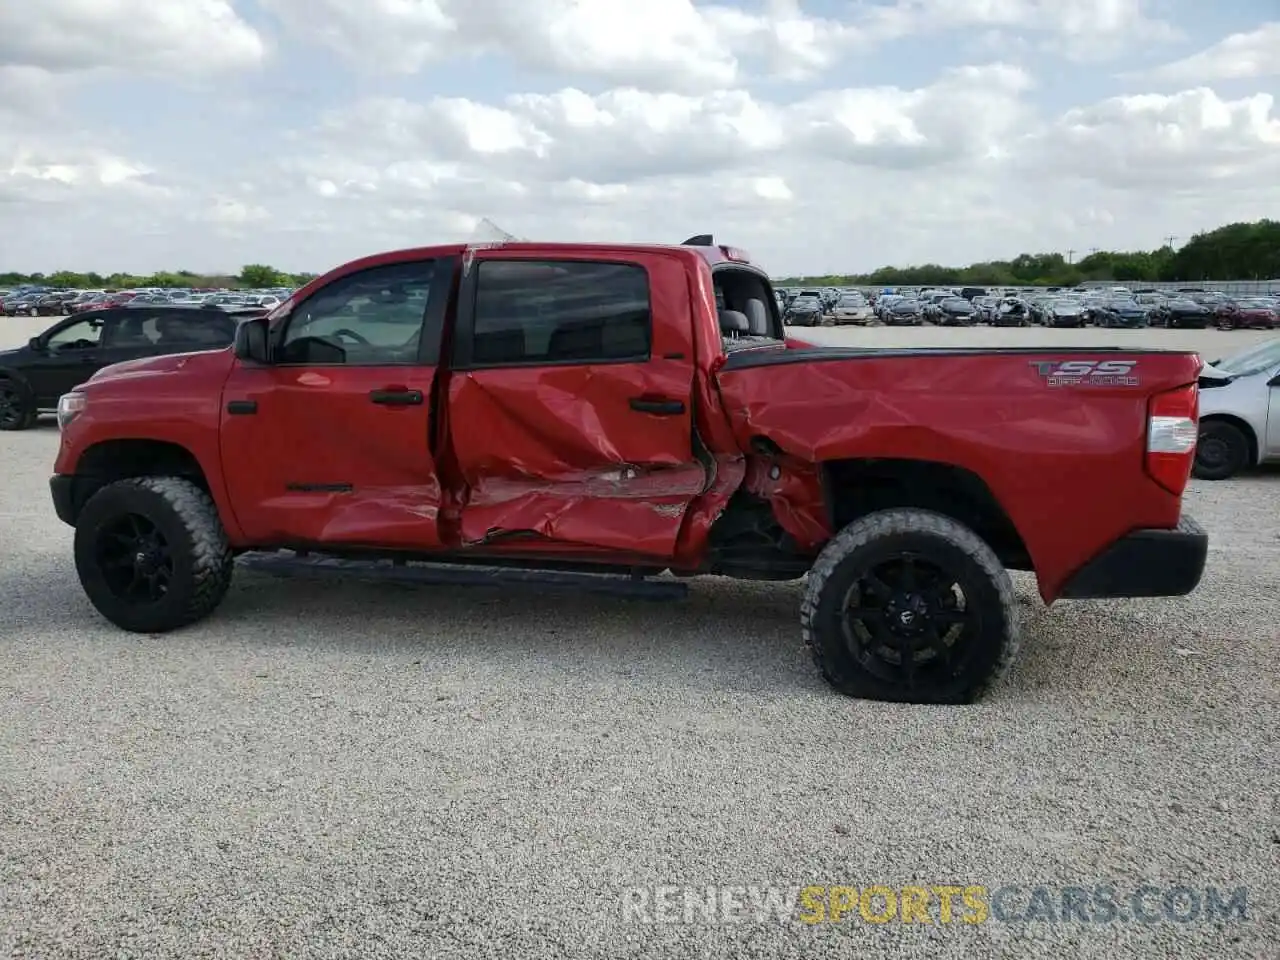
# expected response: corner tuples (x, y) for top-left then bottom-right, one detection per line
(47, 317), (105, 352)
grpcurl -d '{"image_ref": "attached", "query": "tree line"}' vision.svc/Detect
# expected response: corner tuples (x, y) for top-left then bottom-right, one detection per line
(3, 220), (1277, 290)
(0, 264), (317, 290)
(777, 219), (1280, 287)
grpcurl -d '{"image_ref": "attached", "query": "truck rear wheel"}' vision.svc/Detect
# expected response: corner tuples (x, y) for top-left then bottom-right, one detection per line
(801, 509), (1019, 704)
(74, 477), (233, 632)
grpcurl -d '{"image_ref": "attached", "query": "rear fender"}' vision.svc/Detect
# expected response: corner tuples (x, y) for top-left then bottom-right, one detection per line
(716, 350), (1197, 601)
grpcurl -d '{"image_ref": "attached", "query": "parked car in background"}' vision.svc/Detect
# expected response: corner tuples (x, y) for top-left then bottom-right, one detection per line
(830, 292), (874, 324)
(991, 298), (1030, 327)
(874, 294), (903, 320)
(1216, 299), (1278, 330)
(36, 292), (80, 316)
(1195, 338), (1280, 479)
(1088, 298), (1149, 328)
(785, 295), (825, 326)
(2, 292), (48, 316)
(0, 306), (252, 430)
(927, 297), (978, 326)
(1150, 298), (1213, 329)
(1041, 298), (1088, 328)
(882, 298), (924, 325)
(971, 296), (998, 323)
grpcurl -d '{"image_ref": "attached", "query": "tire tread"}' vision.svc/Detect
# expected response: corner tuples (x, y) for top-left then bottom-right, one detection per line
(800, 508), (1019, 703)
(75, 476), (232, 631)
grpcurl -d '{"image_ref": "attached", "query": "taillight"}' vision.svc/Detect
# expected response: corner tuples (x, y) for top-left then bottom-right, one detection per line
(1146, 383), (1198, 495)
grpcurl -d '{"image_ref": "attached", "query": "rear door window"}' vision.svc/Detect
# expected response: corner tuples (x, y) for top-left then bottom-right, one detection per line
(463, 260), (652, 367)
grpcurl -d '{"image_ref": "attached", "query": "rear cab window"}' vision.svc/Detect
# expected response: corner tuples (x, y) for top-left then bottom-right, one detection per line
(712, 266), (785, 352)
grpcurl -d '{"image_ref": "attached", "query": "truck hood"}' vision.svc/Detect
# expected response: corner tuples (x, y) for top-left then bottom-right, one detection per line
(81, 347), (236, 398)
(86, 347), (234, 386)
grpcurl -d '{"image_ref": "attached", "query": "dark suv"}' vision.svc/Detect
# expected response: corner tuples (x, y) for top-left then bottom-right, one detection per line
(0, 306), (252, 430)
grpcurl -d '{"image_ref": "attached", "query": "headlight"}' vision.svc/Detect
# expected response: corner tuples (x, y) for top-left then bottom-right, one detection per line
(57, 392), (86, 430)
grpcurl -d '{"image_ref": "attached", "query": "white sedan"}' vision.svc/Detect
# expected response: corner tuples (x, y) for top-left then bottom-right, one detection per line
(1195, 337), (1280, 479)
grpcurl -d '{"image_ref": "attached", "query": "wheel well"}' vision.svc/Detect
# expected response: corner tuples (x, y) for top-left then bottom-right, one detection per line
(1199, 414), (1258, 465)
(69, 440), (210, 518)
(822, 458), (1031, 570)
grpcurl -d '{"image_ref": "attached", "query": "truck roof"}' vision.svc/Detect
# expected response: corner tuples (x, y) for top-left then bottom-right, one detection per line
(314, 239), (762, 286)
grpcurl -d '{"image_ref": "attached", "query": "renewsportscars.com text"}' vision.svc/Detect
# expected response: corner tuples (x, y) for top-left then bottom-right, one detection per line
(621, 884), (1249, 926)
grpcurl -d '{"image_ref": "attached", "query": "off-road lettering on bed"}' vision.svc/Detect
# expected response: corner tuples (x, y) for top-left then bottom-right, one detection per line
(1030, 359), (1141, 387)
(49, 235), (1208, 704)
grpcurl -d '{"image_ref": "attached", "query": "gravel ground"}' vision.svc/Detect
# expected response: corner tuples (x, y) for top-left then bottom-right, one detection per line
(0, 324), (1277, 959)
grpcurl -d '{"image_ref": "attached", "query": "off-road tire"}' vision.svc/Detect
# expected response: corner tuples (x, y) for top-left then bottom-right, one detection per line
(0, 378), (38, 431)
(801, 508), (1019, 704)
(1193, 420), (1250, 481)
(74, 477), (233, 632)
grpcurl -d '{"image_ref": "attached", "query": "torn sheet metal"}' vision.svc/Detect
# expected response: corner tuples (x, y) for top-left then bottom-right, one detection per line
(446, 359), (704, 555)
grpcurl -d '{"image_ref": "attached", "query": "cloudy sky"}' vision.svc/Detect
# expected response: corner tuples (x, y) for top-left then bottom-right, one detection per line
(0, 1), (1276, 277)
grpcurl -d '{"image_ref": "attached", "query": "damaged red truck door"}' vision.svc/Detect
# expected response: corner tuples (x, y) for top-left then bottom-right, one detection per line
(442, 250), (706, 557)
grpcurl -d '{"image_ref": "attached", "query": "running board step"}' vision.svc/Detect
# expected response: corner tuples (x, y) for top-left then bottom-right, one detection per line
(235, 552), (689, 601)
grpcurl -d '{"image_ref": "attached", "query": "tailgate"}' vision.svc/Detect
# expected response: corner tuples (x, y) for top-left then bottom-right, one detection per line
(715, 346), (1202, 599)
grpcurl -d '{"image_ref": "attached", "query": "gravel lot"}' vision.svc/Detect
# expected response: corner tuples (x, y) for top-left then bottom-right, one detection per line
(1, 321), (1277, 959)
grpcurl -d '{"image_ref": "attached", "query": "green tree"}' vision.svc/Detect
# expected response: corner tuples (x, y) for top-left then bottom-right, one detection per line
(776, 219), (1280, 287)
(239, 264), (286, 287)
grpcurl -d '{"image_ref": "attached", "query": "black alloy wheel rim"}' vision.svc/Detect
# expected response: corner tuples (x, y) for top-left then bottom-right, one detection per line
(841, 553), (978, 688)
(1197, 436), (1230, 470)
(0, 386), (22, 427)
(96, 514), (175, 603)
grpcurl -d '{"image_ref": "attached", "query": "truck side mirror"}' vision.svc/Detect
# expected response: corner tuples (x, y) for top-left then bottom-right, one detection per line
(234, 317), (270, 364)
(28, 336), (41, 351)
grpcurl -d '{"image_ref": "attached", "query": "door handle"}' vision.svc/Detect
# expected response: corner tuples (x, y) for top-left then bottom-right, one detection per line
(629, 397), (685, 415)
(370, 388), (423, 405)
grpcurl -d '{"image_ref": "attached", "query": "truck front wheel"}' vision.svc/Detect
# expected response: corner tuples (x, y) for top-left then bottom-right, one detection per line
(801, 509), (1019, 704)
(74, 477), (234, 632)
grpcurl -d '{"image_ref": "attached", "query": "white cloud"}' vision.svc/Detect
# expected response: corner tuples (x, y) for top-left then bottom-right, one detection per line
(258, 0), (744, 90)
(1019, 88), (1280, 190)
(258, 0), (1170, 90)
(858, 0), (1180, 59)
(199, 198), (270, 224)
(304, 65), (1033, 191)
(0, 4), (1276, 277)
(1130, 22), (1280, 85)
(0, 0), (265, 76)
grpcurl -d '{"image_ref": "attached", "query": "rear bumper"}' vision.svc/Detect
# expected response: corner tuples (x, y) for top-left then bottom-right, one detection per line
(1058, 516), (1208, 599)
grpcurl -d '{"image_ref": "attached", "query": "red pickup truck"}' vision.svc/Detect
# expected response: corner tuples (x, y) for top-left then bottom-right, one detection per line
(50, 237), (1208, 703)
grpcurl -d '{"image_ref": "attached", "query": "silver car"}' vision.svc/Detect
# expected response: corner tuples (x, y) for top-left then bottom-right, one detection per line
(1195, 337), (1280, 479)
(830, 293), (873, 324)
